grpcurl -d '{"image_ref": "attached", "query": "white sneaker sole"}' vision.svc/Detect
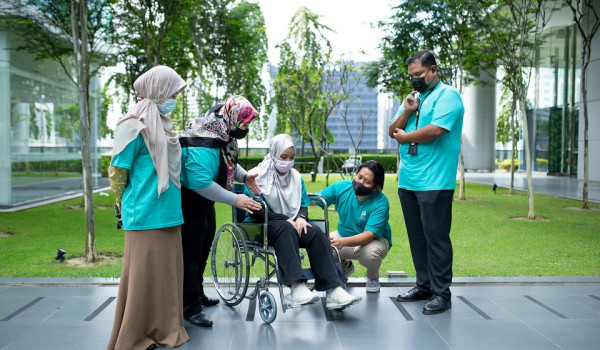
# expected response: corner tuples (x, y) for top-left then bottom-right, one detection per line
(292, 294), (320, 306)
(326, 297), (361, 310)
(366, 286), (380, 293)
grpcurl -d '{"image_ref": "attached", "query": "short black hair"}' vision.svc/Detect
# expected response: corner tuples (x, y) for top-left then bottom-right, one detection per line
(357, 160), (385, 190)
(405, 50), (437, 69)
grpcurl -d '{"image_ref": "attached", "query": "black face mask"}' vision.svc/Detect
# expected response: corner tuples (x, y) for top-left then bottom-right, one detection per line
(410, 76), (431, 94)
(410, 69), (431, 94)
(352, 179), (374, 197)
(231, 127), (249, 139)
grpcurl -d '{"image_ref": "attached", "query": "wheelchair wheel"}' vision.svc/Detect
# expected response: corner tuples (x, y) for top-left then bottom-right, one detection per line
(211, 223), (250, 306)
(258, 291), (277, 324)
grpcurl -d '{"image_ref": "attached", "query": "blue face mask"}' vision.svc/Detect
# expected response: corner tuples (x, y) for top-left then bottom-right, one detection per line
(157, 99), (177, 115)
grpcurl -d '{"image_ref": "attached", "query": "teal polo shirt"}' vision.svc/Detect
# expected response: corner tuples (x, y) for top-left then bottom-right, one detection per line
(317, 180), (392, 248)
(111, 134), (183, 230)
(391, 82), (464, 191)
(180, 147), (220, 190)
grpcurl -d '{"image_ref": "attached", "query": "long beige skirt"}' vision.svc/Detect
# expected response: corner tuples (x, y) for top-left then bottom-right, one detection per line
(107, 226), (189, 350)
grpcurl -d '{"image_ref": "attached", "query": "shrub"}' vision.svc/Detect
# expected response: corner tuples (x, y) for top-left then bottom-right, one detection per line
(101, 155), (111, 177)
(498, 158), (519, 171)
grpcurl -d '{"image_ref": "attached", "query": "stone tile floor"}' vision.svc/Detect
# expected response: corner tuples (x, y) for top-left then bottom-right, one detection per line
(1, 278), (599, 349)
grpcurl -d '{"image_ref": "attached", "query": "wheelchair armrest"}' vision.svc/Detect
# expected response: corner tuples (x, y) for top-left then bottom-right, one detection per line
(308, 193), (325, 207)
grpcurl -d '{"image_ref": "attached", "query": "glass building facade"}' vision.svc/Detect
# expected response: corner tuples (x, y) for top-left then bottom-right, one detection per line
(0, 29), (105, 208)
(527, 25), (580, 175)
(496, 24), (581, 175)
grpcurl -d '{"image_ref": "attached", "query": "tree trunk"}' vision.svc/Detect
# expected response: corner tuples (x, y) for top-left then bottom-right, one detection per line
(458, 139), (466, 200)
(518, 92), (535, 219)
(311, 150), (323, 182)
(325, 151), (330, 186)
(72, 0), (97, 262)
(581, 43), (590, 209)
(510, 96), (516, 194)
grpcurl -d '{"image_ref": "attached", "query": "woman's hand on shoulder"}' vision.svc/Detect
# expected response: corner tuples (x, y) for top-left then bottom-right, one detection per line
(234, 194), (261, 214)
(245, 173), (261, 195)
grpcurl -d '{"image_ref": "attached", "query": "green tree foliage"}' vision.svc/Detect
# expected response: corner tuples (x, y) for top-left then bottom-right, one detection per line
(1, 0), (115, 85)
(496, 86), (519, 144)
(368, 0), (496, 96)
(110, 0), (192, 101)
(273, 7), (338, 181)
(1, 0), (114, 137)
(221, 1), (268, 109)
(55, 104), (80, 142)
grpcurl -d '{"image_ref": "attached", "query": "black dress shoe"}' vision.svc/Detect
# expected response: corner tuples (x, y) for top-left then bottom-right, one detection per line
(185, 311), (213, 327)
(202, 295), (220, 307)
(396, 287), (433, 302)
(422, 295), (451, 315)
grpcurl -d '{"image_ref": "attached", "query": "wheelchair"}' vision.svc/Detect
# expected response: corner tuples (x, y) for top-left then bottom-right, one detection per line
(210, 184), (344, 323)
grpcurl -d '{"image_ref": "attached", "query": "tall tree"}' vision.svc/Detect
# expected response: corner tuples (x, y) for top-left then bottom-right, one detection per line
(565, 0), (600, 209)
(111, 0), (191, 101)
(71, 0), (97, 261)
(221, 1), (268, 107)
(273, 7), (340, 181)
(482, 0), (554, 219)
(2, 0), (115, 262)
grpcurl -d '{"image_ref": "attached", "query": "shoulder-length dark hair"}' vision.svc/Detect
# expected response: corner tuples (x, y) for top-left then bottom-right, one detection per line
(356, 160), (385, 190)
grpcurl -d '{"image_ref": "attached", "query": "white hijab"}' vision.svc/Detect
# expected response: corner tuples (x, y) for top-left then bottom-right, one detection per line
(112, 66), (187, 197)
(249, 134), (302, 218)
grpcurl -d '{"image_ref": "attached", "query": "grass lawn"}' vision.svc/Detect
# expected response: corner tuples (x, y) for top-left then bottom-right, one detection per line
(0, 174), (599, 278)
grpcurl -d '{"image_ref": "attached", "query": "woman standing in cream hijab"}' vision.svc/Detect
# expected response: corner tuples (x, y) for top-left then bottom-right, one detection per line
(107, 66), (189, 350)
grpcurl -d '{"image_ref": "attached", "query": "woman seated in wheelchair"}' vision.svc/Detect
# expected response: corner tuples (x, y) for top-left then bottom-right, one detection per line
(244, 134), (360, 309)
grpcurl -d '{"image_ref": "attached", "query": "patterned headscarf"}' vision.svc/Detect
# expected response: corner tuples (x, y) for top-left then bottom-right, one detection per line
(179, 95), (258, 190)
(112, 66), (187, 196)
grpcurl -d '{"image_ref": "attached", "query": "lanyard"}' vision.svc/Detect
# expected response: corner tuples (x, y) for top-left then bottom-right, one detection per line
(413, 82), (439, 130)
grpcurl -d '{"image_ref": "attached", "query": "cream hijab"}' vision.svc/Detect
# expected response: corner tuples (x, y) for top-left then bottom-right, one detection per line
(112, 66), (187, 196)
(250, 134), (302, 218)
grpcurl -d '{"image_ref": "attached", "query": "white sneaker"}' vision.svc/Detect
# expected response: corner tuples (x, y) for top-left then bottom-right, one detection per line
(326, 286), (361, 309)
(291, 283), (320, 305)
(366, 278), (380, 293)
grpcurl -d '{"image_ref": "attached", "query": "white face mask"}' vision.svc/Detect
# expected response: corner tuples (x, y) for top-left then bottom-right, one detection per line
(274, 159), (294, 173)
(157, 98), (177, 115)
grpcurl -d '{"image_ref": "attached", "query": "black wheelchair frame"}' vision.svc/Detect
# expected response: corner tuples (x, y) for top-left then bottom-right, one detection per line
(210, 184), (342, 323)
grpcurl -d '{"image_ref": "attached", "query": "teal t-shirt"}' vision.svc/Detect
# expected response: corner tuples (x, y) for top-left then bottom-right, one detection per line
(317, 180), (392, 247)
(243, 177), (311, 222)
(391, 82), (464, 191)
(111, 134), (183, 230)
(180, 147), (220, 189)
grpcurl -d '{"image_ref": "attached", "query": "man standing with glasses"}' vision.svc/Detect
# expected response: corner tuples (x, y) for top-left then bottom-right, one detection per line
(388, 50), (464, 315)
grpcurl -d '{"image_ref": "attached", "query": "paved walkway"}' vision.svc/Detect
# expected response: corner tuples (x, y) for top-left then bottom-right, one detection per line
(463, 171), (600, 203)
(1, 278), (599, 349)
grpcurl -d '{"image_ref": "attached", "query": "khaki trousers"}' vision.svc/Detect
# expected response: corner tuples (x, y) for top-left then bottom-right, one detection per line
(330, 230), (389, 280)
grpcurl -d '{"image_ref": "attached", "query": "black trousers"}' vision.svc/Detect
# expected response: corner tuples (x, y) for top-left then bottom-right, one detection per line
(398, 188), (454, 300)
(181, 204), (216, 314)
(265, 220), (346, 291)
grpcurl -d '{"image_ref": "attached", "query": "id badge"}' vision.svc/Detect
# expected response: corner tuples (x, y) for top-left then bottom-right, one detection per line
(408, 142), (418, 155)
